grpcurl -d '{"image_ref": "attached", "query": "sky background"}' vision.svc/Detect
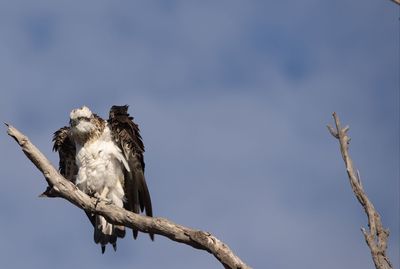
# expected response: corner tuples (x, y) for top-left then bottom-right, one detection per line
(0, 1), (398, 268)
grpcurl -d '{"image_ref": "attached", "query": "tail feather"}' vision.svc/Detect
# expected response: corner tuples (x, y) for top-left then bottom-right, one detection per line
(115, 225), (126, 238)
(132, 229), (139, 239)
(94, 215), (120, 253)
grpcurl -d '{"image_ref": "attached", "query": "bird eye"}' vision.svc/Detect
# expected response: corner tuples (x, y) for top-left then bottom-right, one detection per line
(77, 117), (90, 121)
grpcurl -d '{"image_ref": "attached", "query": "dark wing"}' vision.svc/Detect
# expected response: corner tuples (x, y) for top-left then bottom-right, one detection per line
(108, 105), (154, 240)
(53, 127), (95, 227)
(52, 127), (78, 183)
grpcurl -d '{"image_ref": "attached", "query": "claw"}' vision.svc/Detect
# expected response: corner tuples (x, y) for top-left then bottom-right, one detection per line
(94, 194), (112, 207)
(101, 245), (106, 254)
(94, 188), (112, 205)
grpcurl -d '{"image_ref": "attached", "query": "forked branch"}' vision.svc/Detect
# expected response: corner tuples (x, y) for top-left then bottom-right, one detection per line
(327, 113), (392, 269)
(6, 124), (250, 269)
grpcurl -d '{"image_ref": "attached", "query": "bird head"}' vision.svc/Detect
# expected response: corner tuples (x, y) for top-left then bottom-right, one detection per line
(69, 106), (96, 134)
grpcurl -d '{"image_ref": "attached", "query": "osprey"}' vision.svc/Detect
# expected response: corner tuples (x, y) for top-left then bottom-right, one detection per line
(53, 105), (153, 253)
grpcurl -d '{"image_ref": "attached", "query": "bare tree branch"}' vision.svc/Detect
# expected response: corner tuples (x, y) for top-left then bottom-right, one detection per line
(390, 0), (400, 5)
(327, 113), (392, 269)
(6, 124), (251, 269)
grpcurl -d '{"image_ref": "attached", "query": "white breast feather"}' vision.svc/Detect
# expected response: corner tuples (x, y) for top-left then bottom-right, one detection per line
(75, 125), (128, 204)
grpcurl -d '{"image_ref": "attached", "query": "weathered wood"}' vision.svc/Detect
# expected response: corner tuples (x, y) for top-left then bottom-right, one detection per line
(6, 124), (251, 269)
(327, 113), (392, 269)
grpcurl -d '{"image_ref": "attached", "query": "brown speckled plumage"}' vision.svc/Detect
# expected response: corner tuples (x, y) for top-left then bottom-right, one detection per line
(108, 105), (153, 240)
(53, 105), (154, 249)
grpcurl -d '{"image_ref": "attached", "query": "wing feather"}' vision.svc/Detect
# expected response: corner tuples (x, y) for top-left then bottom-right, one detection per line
(52, 127), (78, 182)
(109, 105), (154, 240)
(53, 126), (95, 227)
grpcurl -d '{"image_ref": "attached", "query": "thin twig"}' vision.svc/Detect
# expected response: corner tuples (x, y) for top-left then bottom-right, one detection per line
(6, 124), (251, 269)
(390, 0), (400, 6)
(327, 112), (392, 269)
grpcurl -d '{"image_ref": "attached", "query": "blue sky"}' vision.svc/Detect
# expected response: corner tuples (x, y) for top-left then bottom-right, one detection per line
(0, 1), (398, 268)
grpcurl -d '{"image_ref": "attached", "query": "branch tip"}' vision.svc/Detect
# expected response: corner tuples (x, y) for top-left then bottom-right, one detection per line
(327, 124), (339, 138)
(390, 0), (400, 6)
(361, 227), (368, 236)
(39, 192), (48, 198)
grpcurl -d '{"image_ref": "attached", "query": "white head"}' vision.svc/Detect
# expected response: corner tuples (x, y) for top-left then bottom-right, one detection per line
(69, 106), (96, 134)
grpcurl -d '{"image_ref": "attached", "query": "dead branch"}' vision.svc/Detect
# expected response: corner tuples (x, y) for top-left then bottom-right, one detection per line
(6, 124), (250, 269)
(390, 0), (400, 5)
(327, 113), (392, 269)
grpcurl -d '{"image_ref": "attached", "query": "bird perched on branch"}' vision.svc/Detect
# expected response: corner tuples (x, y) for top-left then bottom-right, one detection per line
(52, 105), (153, 253)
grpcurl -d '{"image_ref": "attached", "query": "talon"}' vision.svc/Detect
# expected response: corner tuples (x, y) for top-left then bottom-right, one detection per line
(94, 193), (112, 206)
(94, 197), (101, 208)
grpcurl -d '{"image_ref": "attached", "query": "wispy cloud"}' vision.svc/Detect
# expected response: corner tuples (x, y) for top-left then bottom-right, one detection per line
(0, 1), (398, 268)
